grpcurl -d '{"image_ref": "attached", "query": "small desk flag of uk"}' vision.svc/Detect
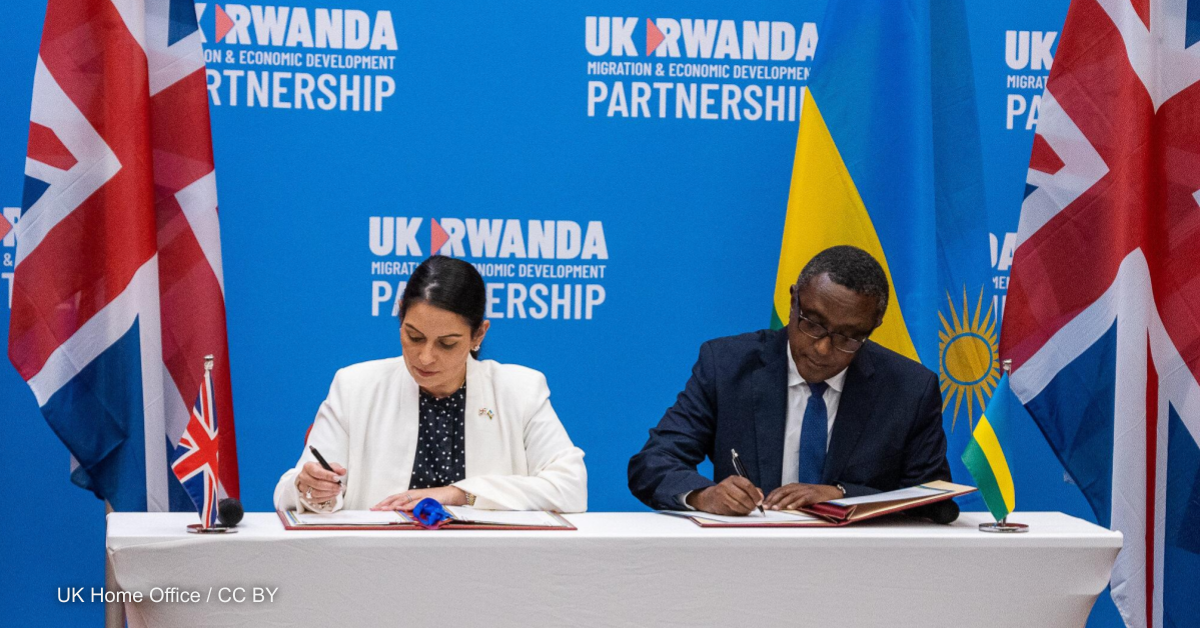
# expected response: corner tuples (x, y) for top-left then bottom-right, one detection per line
(171, 359), (220, 528)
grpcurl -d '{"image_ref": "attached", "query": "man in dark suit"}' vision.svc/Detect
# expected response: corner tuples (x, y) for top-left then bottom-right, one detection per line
(629, 245), (952, 516)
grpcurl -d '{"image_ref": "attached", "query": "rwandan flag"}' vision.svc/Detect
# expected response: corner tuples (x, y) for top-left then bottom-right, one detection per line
(962, 373), (1017, 521)
(772, 0), (999, 493)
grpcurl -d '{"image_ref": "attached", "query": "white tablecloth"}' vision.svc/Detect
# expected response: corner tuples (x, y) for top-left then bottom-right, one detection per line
(106, 511), (1121, 628)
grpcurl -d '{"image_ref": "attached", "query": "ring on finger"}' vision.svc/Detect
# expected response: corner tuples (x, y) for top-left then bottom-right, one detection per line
(305, 487), (313, 500)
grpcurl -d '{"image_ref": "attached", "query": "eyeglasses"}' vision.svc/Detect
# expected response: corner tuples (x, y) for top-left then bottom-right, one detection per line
(792, 296), (869, 354)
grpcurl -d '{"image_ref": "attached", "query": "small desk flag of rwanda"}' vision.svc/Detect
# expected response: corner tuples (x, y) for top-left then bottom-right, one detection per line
(962, 362), (1025, 532)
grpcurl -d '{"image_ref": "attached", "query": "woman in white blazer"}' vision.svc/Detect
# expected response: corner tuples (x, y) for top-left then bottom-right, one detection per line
(273, 256), (587, 514)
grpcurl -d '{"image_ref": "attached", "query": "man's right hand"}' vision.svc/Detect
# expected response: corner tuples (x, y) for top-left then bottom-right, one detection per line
(686, 476), (764, 515)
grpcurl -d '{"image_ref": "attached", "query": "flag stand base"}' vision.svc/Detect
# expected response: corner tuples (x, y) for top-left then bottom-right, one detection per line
(187, 524), (237, 534)
(979, 519), (1028, 533)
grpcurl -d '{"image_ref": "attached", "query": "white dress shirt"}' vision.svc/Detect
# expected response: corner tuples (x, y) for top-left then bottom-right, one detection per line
(678, 350), (848, 509)
(780, 348), (847, 485)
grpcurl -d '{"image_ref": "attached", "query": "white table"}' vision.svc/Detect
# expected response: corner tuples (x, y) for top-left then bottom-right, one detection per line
(107, 511), (1121, 628)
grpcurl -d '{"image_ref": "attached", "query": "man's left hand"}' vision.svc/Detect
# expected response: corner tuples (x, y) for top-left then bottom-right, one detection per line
(763, 483), (843, 510)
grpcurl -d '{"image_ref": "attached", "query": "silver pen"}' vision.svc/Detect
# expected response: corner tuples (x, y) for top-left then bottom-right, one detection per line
(730, 448), (766, 516)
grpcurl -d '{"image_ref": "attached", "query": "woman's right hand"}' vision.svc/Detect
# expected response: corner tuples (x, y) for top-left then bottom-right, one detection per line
(296, 461), (346, 504)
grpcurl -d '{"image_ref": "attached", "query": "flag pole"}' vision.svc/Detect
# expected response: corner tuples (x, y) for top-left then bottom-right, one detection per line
(978, 359), (1029, 533)
(104, 501), (126, 628)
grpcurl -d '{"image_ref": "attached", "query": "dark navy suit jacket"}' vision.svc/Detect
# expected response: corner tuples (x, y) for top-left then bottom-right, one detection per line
(628, 328), (952, 511)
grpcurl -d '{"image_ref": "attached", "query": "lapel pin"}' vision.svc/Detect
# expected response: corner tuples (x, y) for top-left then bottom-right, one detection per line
(478, 408), (495, 420)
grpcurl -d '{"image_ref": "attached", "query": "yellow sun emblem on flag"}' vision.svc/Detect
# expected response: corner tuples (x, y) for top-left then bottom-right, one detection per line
(938, 287), (1000, 432)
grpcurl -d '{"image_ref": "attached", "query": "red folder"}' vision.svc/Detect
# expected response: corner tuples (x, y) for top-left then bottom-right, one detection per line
(675, 480), (977, 528)
(276, 509), (576, 531)
(800, 480), (976, 525)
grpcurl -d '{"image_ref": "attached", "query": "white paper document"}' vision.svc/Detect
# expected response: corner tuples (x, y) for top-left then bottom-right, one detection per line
(288, 510), (409, 526)
(826, 485), (947, 507)
(661, 510), (820, 524)
(445, 506), (567, 527)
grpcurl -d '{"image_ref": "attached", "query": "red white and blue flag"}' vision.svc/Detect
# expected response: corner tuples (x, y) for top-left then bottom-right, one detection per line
(172, 362), (220, 527)
(1002, 0), (1200, 626)
(8, 0), (239, 512)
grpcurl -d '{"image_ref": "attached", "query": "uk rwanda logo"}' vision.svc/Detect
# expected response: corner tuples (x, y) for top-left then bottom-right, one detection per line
(196, 4), (398, 50)
(938, 287), (1000, 431)
(584, 17), (818, 60)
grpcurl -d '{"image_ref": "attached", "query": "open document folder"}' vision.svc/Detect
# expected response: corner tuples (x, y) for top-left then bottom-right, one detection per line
(278, 507), (576, 531)
(663, 481), (977, 527)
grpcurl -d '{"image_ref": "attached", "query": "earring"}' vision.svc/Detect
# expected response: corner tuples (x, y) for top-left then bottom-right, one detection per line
(473, 345), (481, 351)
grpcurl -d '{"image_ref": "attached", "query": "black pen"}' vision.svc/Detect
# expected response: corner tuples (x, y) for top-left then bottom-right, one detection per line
(730, 448), (765, 516)
(309, 446), (343, 484)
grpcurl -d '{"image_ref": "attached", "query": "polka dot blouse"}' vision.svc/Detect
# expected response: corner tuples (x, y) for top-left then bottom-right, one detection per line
(408, 384), (467, 490)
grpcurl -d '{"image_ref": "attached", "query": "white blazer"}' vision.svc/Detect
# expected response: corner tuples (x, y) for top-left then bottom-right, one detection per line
(273, 357), (588, 513)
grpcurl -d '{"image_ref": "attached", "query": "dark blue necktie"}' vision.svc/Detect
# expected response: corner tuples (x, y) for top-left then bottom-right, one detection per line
(798, 381), (829, 485)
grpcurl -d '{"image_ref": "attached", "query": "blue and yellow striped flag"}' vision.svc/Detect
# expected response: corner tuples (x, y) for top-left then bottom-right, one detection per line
(772, 0), (991, 362)
(961, 373), (1017, 521)
(772, 0), (998, 501)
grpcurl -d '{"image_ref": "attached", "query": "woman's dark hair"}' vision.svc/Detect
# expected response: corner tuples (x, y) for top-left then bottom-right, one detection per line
(399, 256), (487, 356)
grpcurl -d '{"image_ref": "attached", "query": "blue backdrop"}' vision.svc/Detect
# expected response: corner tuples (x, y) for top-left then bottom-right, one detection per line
(0, 1), (1120, 626)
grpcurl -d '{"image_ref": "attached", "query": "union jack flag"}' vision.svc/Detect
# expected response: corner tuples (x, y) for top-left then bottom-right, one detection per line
(8, 0), (239, 512)
(172, 359), (220, 527)
(1002, 1), (1200, 626)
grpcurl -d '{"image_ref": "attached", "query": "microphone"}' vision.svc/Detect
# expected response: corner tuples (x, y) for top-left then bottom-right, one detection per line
(217, 498), (244, 528)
